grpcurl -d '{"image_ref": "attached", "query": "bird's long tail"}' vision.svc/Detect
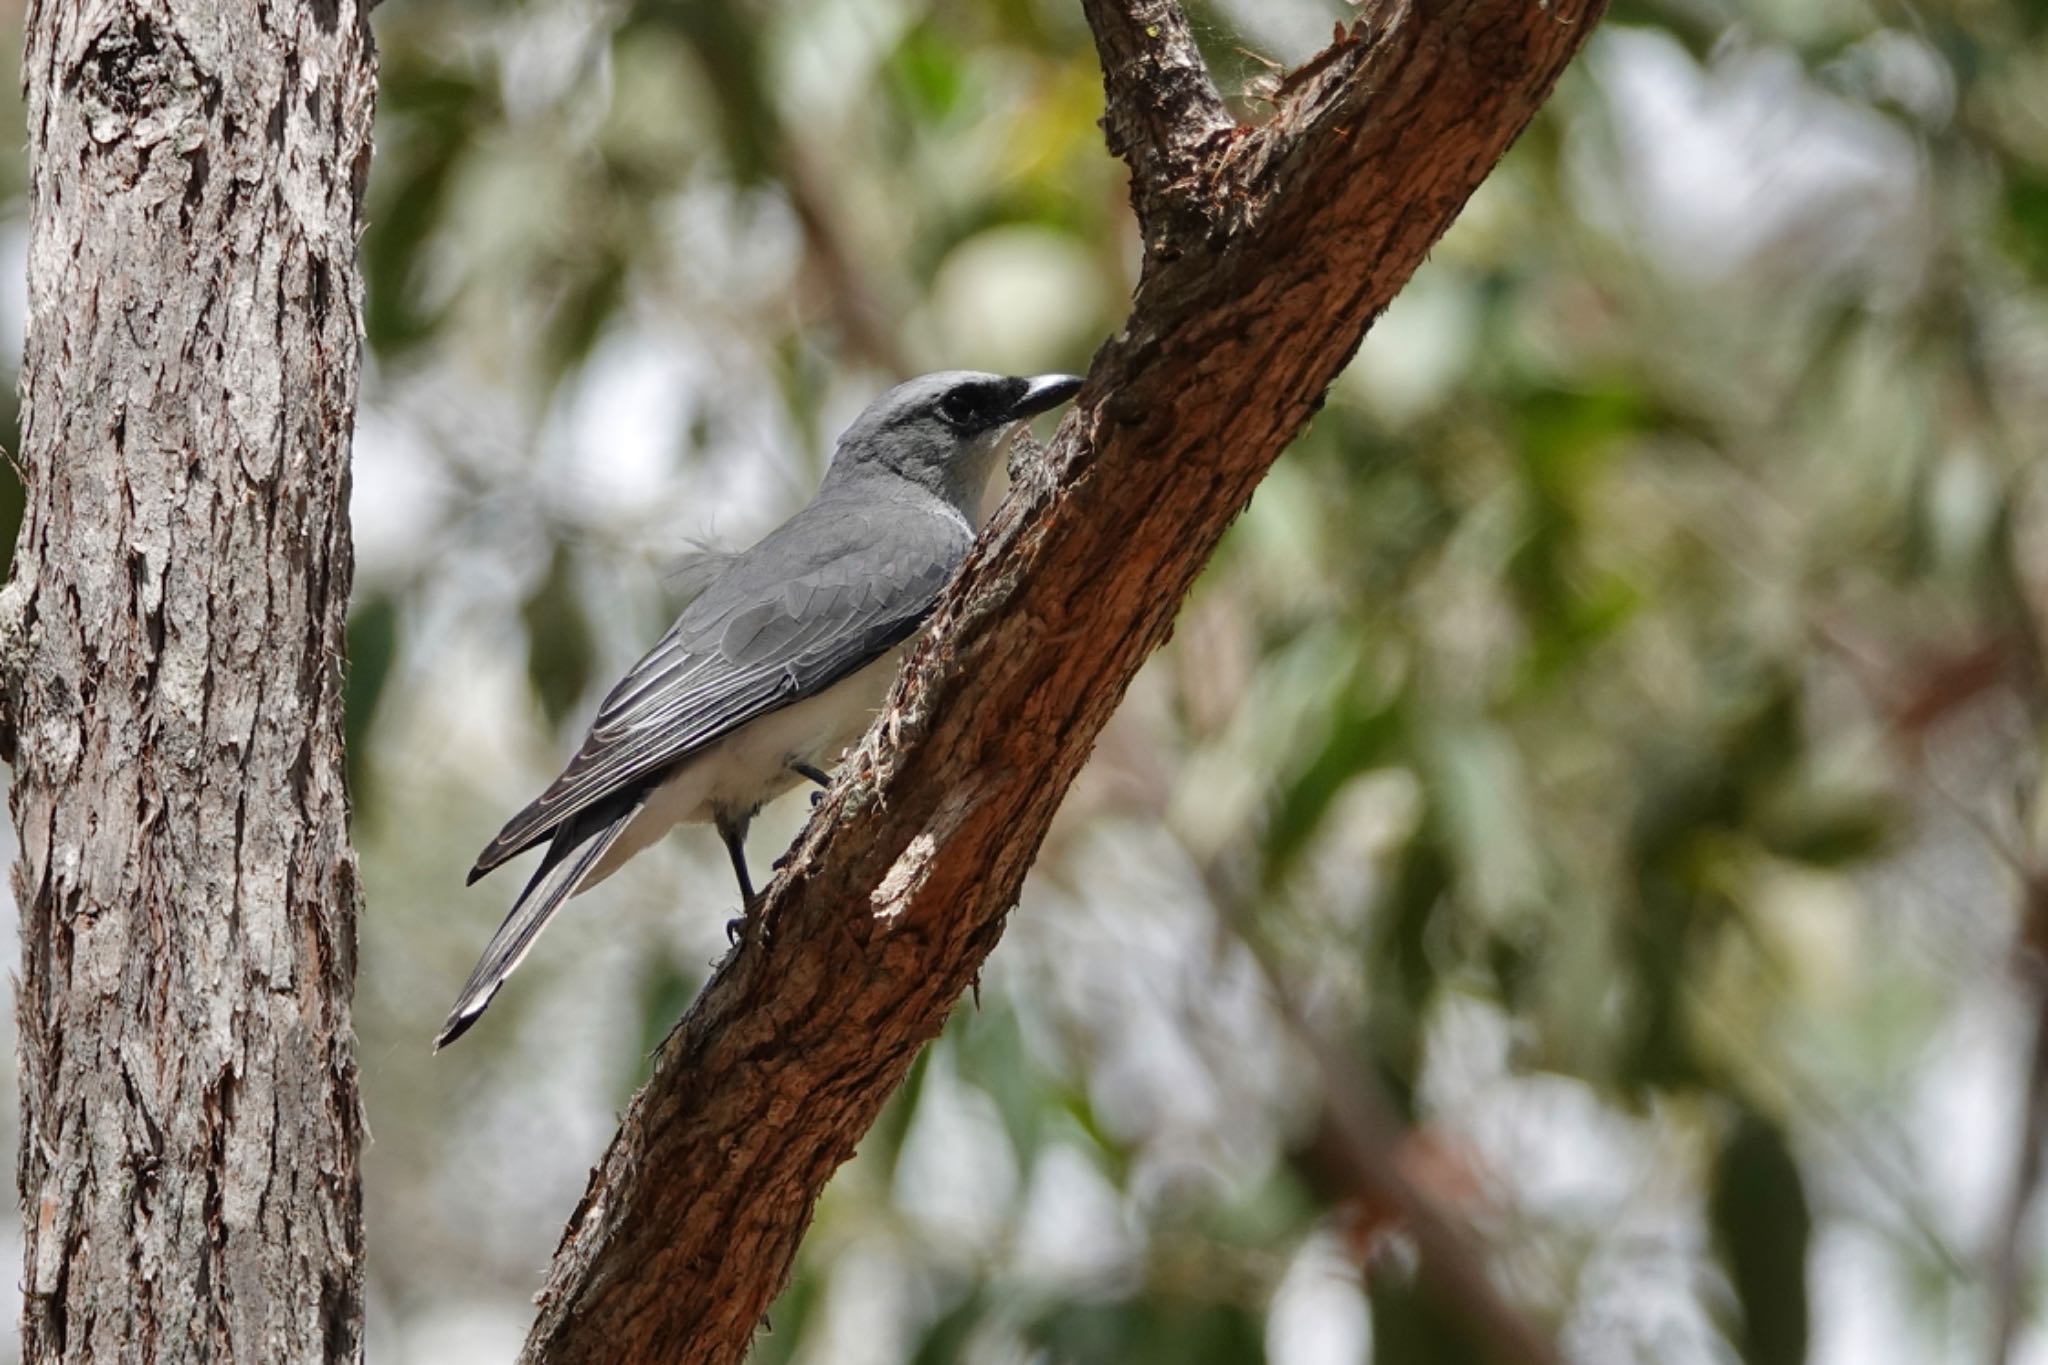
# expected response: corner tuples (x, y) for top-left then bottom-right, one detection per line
(435, 793), (649, 1050)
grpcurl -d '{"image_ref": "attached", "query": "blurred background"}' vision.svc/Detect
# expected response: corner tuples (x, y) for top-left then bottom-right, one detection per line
(2, 0), (2048, 1360)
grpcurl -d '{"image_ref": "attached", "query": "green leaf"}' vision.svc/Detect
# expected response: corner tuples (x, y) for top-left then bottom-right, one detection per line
(953, 1005), (1044, 1162)
(543, 245), (629, 382)
(1365, 827), (1452, 1113)
(1369, 1260), (1490, 1365)
(1753, 784), (1893, 868)
(2002, 164), (2048, 283)
(1616, 688), (1798, 1090)
(0, 449), (23, 584)
(1262, 686), (1402, 888)
(876, 1047), (935, 1176)
(887, 22), (968, 122)
(752, 1268), (822, 1365)
(1709, 1112), (1812, 1365)
(1514, 384), (1651, 493)
(363, 58), (487, 355)
(1029, 1298), (1267, 1365)
(906, 1288), (989, 1365)
(522, 545), (597, 727)
(630, 956), (702, 1092)
(343, 594), (399, 821)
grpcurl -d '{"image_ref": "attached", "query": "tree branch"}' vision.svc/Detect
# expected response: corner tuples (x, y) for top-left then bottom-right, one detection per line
(518, 3), (1607, 1361)
(1078, 0), (1237, 247)
(1189, 846), (1564, 1365)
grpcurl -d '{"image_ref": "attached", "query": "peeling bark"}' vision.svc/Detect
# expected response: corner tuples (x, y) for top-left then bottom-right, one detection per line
(517, 2), (1607, 1361)
(12, 1), (376, 1360)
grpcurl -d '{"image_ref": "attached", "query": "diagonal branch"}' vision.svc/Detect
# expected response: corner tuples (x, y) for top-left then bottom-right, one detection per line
(519, 3), (1608, 1361)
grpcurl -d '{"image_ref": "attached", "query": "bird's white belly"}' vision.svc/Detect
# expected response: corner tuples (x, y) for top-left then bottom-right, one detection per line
(579, 649), (904, 890)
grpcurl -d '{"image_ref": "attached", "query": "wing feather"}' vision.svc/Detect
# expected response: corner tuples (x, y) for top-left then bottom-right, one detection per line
(469, 506), (962, 880)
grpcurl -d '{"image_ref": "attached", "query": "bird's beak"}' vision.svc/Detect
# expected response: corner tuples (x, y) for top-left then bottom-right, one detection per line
(1007, 374), (1084, 422)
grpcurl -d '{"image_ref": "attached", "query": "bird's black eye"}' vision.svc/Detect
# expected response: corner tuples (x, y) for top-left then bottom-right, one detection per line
(939, 388), (984, 428)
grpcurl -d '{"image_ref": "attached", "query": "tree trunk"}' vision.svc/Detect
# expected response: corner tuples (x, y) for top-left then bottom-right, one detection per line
(520, 2), (1605, 1362)
(8, 2), (376, 1360)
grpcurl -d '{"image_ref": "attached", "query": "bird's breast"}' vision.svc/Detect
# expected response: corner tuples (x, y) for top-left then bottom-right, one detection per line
(703, 648), (905, 811)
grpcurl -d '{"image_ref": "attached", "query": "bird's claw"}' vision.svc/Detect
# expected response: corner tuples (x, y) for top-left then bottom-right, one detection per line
(727, 886), (774, 947)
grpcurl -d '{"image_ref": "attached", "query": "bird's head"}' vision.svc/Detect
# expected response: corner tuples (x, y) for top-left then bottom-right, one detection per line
(829, 370), (1083, 516)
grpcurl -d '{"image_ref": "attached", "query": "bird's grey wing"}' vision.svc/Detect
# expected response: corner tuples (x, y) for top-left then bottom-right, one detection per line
(469, 532), (955, 880)
(664, 540), (737, 603)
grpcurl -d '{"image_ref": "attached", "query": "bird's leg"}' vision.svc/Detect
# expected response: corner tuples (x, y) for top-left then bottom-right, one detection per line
(719, 811), (758, 945)
(723, 825), (757, 902)
(771, 761), (838, 876)
(792, 760), (832, 808)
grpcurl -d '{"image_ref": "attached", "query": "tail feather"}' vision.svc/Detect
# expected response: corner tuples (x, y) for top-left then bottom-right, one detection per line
(435, 794), (648, 1050)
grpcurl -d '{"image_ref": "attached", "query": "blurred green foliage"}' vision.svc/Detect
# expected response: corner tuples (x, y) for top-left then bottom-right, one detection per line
(4, 0), (2047, 1361)
(1711, 1112), (1814, 1365)
(339, 0), (2048, 1360)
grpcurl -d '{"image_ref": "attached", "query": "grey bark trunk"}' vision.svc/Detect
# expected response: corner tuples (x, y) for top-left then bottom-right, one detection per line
(9, 1), (377, 1360)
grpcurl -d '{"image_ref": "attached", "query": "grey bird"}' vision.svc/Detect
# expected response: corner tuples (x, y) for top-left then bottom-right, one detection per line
(436, 370), (1083, 1048)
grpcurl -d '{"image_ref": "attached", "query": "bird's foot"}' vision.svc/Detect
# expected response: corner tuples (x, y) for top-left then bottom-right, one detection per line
(726, 889), (773, 947)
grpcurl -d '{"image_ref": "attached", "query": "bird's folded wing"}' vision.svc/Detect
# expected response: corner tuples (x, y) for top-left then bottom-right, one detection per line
(470, 531), (955, 880)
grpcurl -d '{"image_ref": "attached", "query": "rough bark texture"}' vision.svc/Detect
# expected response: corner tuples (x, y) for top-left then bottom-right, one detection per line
(10, 1), (376, 1360)
(521, 2), (1606, 1361)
